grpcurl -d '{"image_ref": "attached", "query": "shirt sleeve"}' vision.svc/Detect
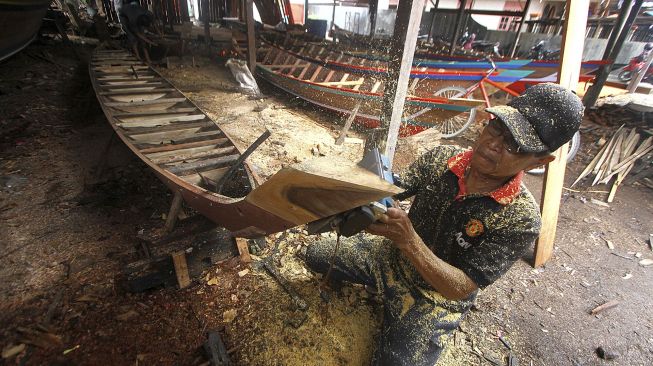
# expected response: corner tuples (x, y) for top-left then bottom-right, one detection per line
(453, 213), (541, 289)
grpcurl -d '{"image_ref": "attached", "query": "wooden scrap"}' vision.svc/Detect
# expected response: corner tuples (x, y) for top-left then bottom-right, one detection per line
(639, 258), (653, 266)
(590, 300), (619, 315)
(590, 198), (610, 208)
(234, 238), (252, 263)
(2, 344), (25, 359)
(172, 250), (191, 288)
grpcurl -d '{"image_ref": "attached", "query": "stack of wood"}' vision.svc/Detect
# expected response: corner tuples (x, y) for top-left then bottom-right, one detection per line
(572, 126), (653, 202)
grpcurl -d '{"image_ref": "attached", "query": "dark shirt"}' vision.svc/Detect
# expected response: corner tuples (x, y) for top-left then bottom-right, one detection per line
(398, 145), (541, 289)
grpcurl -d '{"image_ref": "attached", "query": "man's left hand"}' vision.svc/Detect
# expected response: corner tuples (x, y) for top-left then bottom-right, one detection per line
(367, 207), (417, 250)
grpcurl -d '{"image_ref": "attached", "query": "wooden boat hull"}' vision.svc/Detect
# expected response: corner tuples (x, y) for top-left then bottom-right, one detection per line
(256, 63), (484, 136)
(90, 49), (297, 237)
(0, 0), (51, 61)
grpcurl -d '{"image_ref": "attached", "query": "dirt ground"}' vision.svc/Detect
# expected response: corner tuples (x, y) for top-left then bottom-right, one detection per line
(1, 39), (652, 366)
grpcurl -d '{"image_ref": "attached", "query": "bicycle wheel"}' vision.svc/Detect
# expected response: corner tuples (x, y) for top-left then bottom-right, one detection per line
(433, 86), (478, 138)
(527, 131), (580, 175)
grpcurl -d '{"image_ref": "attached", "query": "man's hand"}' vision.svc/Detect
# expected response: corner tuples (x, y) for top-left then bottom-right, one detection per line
(367, 207), (417, 250)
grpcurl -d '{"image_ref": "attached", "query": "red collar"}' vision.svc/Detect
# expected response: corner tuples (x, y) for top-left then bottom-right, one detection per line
(446, 150), (524, 205)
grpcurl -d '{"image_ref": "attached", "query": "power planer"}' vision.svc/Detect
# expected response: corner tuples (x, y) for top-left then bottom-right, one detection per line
(307, 148), (400, 237)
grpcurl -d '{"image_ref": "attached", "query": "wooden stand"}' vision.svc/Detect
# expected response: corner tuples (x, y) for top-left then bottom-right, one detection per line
(164, 191), (184, 233)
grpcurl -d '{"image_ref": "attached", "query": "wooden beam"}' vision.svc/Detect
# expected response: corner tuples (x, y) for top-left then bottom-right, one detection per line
(245, 0), (256, 73)
(376, 0), (426, 168)
(534, 0), (589, 268)
(449, 0), (468, 56)
(369, 0), (379, 37)
(583, 0), (641, 107)
(427, 0), (440, 43)
(509, 0), (531, 58)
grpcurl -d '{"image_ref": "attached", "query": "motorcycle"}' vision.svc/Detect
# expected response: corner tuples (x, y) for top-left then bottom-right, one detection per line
(527, 40), (560, 60)
(618, 55), (653, 82)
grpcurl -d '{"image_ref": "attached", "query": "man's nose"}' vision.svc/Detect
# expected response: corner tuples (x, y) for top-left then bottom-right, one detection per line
(487, 134), (504, 152)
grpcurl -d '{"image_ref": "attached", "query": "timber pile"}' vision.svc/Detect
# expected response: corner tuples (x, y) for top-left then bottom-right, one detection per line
(572, 126), (653, 201)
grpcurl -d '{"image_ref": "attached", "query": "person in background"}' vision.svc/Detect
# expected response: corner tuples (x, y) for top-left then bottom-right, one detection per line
(119, 0), (156, 64)
(463, 33), (476, 50)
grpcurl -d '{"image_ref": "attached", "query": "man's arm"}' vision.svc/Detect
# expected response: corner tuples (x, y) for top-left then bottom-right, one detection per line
(368, 208), (478, 300)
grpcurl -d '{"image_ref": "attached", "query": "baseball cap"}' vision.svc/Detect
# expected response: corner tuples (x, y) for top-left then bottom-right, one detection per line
(485, 83), (583, 153)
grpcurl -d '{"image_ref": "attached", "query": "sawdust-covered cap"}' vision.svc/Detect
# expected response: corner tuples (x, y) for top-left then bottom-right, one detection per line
(485, 83), (583, 153)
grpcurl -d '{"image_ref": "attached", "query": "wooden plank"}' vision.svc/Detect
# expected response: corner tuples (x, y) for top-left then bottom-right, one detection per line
(112, 108), (199, 117)
(165, 191), (184, 233)
(117, 114), (207, 128)
(150, 146), (237, 165)
(166, 154), (240, 176)
(138, 138), (228, 154)
(316, 80), (364, 86)
(99, 88), (176, 96)
(104, 98), (186, 107)
(171, 251), (191, 288)
(124, 121), (214, 135)
(235, 238), (252, 263)
(100, 83), (167, 91)
(244, 157), (403, 226)
(129, 129), (222, 144)
(534, 0), (590, 268)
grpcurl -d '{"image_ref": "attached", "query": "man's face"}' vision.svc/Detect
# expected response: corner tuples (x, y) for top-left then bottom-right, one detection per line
(471, 119), (553, 179)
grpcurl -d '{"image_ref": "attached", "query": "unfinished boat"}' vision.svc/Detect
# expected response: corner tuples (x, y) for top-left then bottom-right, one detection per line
(90, 49), (401, 237)
(0, 0), (52, 61)
(253, 42), (491, 137)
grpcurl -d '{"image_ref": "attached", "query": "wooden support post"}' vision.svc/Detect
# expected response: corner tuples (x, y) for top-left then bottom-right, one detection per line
(627, 49), (653, 93)
(375, 0), (426, 168)
(335, 101), (362, 145)
(534, 0), (589, 268)
(583, 0), (641, 108)
(164, 191), (184, 233)
(180, 0), (190, 22)
(449, 0), (467, 55)
(202, 0), (211, 49)
(171, 250), (191, 288)
(369, 0), (379, 37)
(427, 0), (440, 43)
(331, 0), (337, 35)
(305, 0), (309, 24)
(509, 0), (531, 58)
(245, 0), (256, 73)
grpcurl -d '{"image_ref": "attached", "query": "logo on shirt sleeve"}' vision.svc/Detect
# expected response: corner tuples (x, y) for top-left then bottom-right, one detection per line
(465, 219), (485, 238)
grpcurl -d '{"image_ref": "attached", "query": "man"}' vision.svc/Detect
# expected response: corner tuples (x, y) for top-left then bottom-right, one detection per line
(119, 0), (156, 64)
(304, 83), (583, 365)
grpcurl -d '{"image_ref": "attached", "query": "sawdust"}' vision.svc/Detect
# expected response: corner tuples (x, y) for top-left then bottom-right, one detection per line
(157, 57), (366, 180)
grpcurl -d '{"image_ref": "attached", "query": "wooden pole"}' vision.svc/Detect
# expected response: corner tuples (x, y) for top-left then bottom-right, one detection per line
(583, 0), (642, 108)
(602, 0), (633, 61)
(449, 0), (467, 55)
(245, 0), (256, 73)
(180, 0), (190, 22)
(627, 49), (653, 93)
(331, 0), (337, 34)
(305, 0), (309, 24)
(534, 0), (589, 267)
(165, 191), (184, 233)
(369, 0), (379, 37)
(427, 0), (439, 43)
(374, 0), (426, 168)
(509, 0), (531, 58)
(202, 0), (211, 49)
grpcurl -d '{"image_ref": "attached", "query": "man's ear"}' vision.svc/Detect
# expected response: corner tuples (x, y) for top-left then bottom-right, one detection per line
(525, 154), (555, 171)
